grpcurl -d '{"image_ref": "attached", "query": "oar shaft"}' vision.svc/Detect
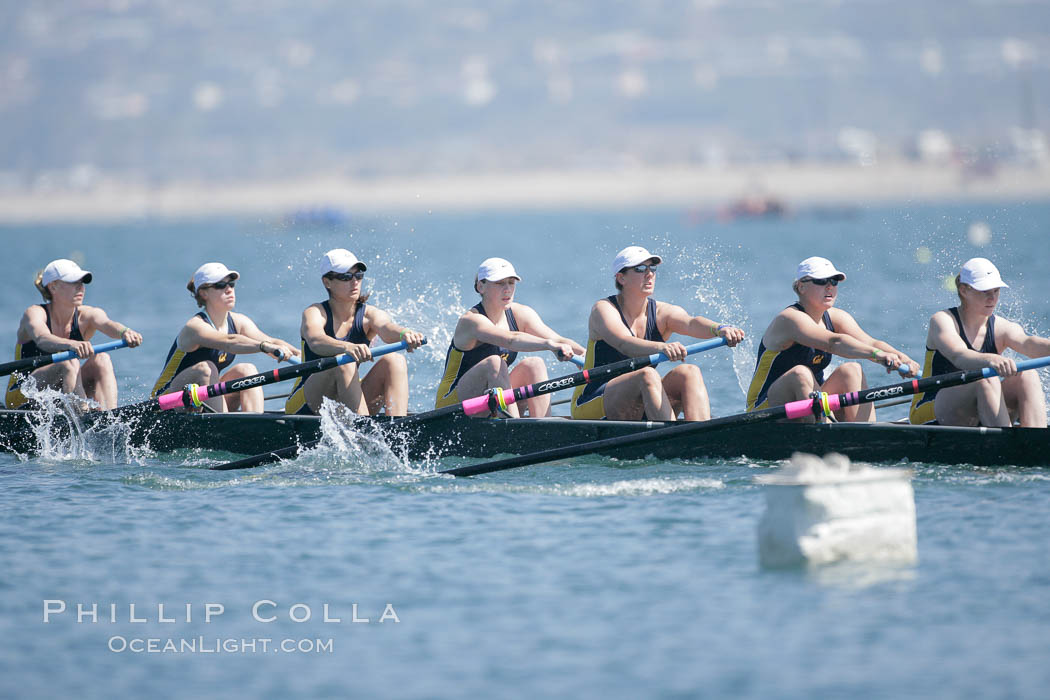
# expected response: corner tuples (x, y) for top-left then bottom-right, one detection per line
(0, 339), (129, 377)
(155, 339), (422, 411)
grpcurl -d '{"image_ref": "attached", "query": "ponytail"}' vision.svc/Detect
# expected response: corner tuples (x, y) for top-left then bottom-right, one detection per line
(187, 278), (206, 308)
(34, 270), (51, 301)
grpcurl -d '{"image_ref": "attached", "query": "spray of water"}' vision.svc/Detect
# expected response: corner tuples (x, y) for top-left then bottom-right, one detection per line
(11, 376), (153, 464)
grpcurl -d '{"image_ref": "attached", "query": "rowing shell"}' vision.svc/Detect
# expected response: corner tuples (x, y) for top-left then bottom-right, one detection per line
(1, 408), (1047, 468)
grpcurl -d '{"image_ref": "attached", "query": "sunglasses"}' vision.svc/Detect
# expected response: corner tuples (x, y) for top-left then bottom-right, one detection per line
(807, 277), (840, 287)
(208, 280), (236, 290)
(625, 264), (660, 274)
(326, 271), (366, 282)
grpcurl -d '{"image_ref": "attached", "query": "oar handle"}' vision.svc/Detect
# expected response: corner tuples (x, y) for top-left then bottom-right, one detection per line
(48, 338), (129, 364)
(647, 337), (728, 365)
(984, 357), (1050, 378)
(0, 338), (130, 377)
(568, 355), (585, 368)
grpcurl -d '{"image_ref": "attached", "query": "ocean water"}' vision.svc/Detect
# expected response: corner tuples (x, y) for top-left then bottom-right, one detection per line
(1, 202), (1049, 698)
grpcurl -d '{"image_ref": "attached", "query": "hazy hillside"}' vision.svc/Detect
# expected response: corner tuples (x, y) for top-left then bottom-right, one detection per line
(1, 0), (1047, 187)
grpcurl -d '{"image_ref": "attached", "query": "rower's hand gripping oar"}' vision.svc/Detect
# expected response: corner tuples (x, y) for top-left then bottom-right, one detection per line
(209, 337), (730, 471)
(0, 339), (130, 378)
(442, 355), (1050, 477)
(128, 338), (422, 414)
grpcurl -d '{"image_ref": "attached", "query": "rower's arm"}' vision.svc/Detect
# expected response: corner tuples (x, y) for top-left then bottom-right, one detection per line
(366, 307), (425, 351)
(236, 314), (301, 360)
(830, 309), (918, 376)
(79, 306), (143, 348)
(662, 303), (745, 347)
(462, 312), (570, 358)
(512, 304), (585, 357)
(782, 309), (901, 370)
(181, 316), (292, 357)
(999, 317), (1050, 359)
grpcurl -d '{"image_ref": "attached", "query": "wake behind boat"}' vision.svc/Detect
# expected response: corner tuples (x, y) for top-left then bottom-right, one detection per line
(2, 407), (1047, 468)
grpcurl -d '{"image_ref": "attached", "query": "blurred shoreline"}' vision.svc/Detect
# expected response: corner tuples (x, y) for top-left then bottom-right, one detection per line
(2, 160), (1049, 223)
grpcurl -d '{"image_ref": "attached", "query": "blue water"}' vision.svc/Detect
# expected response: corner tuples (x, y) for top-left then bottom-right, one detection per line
(2, 203), (1049, 698)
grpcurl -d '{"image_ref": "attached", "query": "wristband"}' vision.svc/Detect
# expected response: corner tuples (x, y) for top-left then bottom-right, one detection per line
(399, 330), (407, 340)
(119, 326), (129, 336)
(871, 348), (881, 360)
(259, 341), (268, 353)
(717, 324), (730, 332)
(710, 324), (720, 336)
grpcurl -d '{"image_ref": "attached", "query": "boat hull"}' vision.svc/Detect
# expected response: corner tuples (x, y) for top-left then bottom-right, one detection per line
(1, 408), (1047, 467)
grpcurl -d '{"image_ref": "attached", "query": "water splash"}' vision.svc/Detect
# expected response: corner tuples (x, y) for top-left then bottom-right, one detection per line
(10, 376), (153, 464)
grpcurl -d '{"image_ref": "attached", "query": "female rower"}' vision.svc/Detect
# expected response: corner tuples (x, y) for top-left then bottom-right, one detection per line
(909, 258), (1049, 427)
(6, 259), (143, 410)
(571, 246), (745, 421)
(435, 257), (584, 417)
(151, 262), (299, 412)
(284, 249), (425, 416)
(746, 256), (919, 422)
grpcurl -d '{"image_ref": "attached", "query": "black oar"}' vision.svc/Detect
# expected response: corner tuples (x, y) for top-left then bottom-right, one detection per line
(441, 356), (1050, 477)
(209, 337), (730, 470)
(113, 339), (420, 418)
(0, 339), (129, 378)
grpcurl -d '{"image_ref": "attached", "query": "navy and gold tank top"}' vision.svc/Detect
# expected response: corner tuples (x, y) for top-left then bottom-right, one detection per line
(6, 304), (84, 395)
(909, 307), (997, 424)
(435, 302), (518, 406)
(299, 300), (368, 363)
(284, 301), (369, 409)
(746, 302), (834, 411)
(572, 295), (664, 408)
(151, 311), (238, 397)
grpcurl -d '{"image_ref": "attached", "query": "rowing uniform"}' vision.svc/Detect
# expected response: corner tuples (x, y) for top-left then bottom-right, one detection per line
(151, 311), (238, 398)
(435, 302), (519, 408)
(746, 303), (834, 411)
(909, 307), (998, 425)
(5, 305), (84, 409)
(285, 300), (368, 415)
(571, 296), (664, 420)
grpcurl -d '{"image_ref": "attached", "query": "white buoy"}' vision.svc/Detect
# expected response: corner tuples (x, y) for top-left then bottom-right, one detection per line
(756, 453), (918, 568)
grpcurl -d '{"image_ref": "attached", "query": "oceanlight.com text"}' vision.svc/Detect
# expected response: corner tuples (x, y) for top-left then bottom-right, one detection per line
(107, 636), (334, 654)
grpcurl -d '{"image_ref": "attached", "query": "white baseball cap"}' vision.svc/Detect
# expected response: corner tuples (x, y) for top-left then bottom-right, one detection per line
(959, 257), (1008, 291)
(795, 256), (846, 282)
(612, 246), (663, 275)
(477, 257), (520, 283)
(41, 259), (92, 286)
(320, 248), (367, 276)
(192, 262), (240, 291)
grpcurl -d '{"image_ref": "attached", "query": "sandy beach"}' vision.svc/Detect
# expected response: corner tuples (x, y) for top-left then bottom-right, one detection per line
(1, 160), (1048, 223)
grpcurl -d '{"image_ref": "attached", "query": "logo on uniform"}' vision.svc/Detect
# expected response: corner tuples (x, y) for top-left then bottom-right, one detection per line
(218, 353), (228, 364)
(812, 355), (825, 365)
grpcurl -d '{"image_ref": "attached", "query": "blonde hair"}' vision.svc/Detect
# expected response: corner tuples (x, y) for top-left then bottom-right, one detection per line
(34, 270), (52, 301)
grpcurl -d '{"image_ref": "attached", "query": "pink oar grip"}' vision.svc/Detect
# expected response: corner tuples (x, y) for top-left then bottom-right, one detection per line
(782, 393), (844, 420)
(460, 395), (491, 416)
(156, 392), (185, 411)
(783, 398), (815, 420)
(461, 389), (520, 416)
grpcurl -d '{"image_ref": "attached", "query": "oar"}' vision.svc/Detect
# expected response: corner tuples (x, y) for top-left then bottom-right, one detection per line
(442, 357), (1047, 477)
(209, 337), (731, 471)
(115, 339), (421, 416)
(0, 339), (129, 378)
